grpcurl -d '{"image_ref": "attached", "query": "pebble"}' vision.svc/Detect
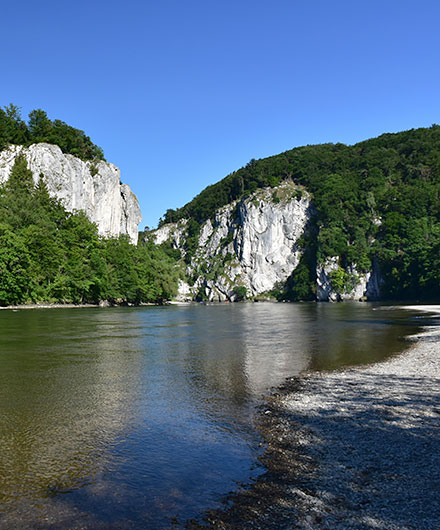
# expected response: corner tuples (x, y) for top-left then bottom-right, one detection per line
(280, 322), (440, 529)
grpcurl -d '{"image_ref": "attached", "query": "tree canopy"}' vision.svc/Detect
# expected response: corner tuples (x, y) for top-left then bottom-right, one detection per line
(0, 104), (105, 161)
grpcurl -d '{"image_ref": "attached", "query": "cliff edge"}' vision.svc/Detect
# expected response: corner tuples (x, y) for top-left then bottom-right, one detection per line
(0, 143), (141, 244)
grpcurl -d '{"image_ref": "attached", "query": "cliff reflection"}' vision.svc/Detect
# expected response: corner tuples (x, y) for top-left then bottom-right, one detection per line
(179, 303), (311, 404)
(160, 303), (420, 423)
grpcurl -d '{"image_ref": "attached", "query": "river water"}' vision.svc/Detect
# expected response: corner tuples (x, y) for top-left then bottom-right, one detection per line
(0, 302), (427, 528)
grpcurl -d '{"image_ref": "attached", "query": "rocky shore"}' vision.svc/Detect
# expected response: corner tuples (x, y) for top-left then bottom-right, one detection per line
(189, 306), (440, 529)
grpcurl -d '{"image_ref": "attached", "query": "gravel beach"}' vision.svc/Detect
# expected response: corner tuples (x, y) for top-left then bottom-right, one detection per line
(189, 306), (440, 529)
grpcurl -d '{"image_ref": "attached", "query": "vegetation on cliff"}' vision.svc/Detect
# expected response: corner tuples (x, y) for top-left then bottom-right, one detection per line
(159, 125), (440, 300)
(0, 154), (177, 306)
(0, 104), (104, 161)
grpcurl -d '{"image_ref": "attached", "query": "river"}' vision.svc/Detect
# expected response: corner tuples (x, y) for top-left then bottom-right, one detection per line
(0, 302), (426, 528)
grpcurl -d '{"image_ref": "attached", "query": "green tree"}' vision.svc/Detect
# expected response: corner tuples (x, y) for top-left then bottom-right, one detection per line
(1, 104), (28, 145)
(0, 153), (38, 230)
(233, 285), (247, 301)
(0, 224), (30, 305)
(28, 109), (52, 141)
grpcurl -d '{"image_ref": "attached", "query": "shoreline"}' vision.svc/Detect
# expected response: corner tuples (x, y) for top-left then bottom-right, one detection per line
(0, 303), (101, 310)
(188, 305), (440, 529)
(2, 301), (439, 311)
(0, 302), (164, 311)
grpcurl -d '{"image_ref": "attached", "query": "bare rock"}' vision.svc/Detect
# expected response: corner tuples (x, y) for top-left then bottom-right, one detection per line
(0, 144), (141, 244)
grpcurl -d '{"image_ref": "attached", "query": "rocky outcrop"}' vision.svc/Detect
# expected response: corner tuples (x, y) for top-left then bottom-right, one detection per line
(0, 143), (141, 244)
(316, 257), (382, 302)
(153, 179), (384, 302)
(153, 181), (314, 301)
(154, 219), (187, 247)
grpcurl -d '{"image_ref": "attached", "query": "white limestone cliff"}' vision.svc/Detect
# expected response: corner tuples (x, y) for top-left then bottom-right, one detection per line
(153, 179), (384, 302)
(0, 143), (141, 244)
(153, 181), (314, 301)
(154, 219), (188, 247)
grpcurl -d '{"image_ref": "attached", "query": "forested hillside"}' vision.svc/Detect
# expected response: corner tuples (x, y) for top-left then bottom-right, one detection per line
(159, 125), (440, 300)
(0, 153), (177, 306)
(2, 106), (439, 304)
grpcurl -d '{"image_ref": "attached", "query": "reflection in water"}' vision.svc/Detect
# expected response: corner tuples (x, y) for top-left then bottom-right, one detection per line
(0, 303), (425, 528)
(0, 310), (143, 527)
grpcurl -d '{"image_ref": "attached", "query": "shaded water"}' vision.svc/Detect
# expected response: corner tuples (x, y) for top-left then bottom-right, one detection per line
(0, 302), (427, 528)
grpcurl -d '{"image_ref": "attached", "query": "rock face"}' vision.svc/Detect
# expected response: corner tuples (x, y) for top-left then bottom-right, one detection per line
(153, 181), (314, 301)
(0, 143), (141, 244)
(153, 180), (384, 302)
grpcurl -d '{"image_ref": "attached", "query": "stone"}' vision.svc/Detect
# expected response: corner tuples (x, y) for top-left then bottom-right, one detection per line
(316, 257), (383, 302)
(153, 181), (314, 301)
(152, 180), (384, 302)
(0, 143), (141, 244)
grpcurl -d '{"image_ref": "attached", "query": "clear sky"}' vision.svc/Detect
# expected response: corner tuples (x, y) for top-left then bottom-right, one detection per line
(1, 0), (439, 229)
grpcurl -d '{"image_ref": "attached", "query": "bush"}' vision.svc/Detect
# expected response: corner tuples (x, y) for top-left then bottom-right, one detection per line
(233, 285), (247, 301)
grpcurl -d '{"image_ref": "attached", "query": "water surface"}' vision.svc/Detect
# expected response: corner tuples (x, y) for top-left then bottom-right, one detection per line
(0, 302), (427, 528)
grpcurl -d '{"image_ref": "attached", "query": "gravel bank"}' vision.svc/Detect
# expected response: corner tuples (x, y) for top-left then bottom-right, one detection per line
(189, 307), (440, 529)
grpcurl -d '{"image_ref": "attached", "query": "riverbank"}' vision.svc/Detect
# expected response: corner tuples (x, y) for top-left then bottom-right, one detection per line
(0, 303), (101, 310)
(189, 306), (440, 529)
(0, 301), (163, 310)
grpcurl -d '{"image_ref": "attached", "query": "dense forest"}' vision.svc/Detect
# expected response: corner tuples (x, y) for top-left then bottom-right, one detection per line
(0, 153), (178, 306)
(160, 125), (440, 300)
(0, 104), (104, 161)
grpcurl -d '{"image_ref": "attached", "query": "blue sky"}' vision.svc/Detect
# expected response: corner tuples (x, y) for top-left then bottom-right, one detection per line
(1, 0), (440, 229)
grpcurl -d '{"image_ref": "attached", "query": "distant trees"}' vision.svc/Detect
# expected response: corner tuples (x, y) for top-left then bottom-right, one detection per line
(0, 104), (28, 149)
(0, 104), (105, 161)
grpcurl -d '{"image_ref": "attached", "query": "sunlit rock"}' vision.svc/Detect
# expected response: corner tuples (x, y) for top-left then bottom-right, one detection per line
(153, 181), (314, 300)
(0, 143), (141, 244)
